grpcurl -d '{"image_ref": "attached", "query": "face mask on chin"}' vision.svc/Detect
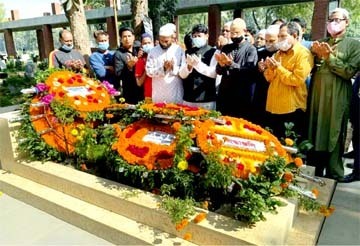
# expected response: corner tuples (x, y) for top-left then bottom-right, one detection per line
(327, 22), (345, 36)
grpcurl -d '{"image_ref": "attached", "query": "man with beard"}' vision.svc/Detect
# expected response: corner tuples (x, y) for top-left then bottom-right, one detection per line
(179, 24), (217, 110)
(250, 25), (280, 126)
(307, 8), (360, 181)
(114, 27), (144, 104)
(146, 23), (185, 103)
(215, 18), (258, 118)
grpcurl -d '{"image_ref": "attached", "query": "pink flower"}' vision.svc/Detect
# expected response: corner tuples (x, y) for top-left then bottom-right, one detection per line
(41, 94), (55, 105)
(102, 81), (120, 96)
(35, 83), (49, 93)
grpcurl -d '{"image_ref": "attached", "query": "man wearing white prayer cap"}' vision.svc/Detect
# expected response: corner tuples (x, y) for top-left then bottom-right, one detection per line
(145, 23), (185, 103)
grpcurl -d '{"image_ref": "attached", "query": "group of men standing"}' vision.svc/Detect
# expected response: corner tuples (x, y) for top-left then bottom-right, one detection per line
(50, 7), (360, 183)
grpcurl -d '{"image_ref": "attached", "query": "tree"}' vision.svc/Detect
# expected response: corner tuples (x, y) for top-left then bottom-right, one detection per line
(341, 0), (360, 37)
(60, 0), (91, 56)
(0, 3), (6, 22)
(131, 0), (149, 40)
(149, 0), (178, 40)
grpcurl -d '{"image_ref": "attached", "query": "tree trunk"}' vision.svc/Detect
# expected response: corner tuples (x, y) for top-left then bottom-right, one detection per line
(63, 0), (91, 56)
(131, 0), (149, 40)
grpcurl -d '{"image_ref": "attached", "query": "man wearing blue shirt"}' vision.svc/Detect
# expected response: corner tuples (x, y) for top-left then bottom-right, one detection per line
(89, 30), (115, 85)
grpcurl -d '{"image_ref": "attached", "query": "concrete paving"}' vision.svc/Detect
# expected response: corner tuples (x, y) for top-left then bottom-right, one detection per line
(0, 192), (112, 245)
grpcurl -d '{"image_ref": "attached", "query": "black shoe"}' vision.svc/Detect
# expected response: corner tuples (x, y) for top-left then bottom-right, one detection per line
(343, 151), (355, 159)
(346, 162), (354, 169)
(338, 173), (360, 183)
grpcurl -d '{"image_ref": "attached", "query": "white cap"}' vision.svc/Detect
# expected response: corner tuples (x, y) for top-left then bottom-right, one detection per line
(159, 23), (176, 37)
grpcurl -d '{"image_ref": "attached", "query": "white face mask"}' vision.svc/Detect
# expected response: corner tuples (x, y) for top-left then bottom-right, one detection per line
(276, 39), (292, 51)
(192, 37), (207, 48)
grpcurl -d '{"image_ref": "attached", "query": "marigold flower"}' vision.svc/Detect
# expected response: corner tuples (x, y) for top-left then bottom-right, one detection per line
(183, 232), (192, 241)
(283, 172), (293, 182)
(106, 113), (114, 119)
(119, 97), (126, 103)
(312, 188), (319, 198)
(71, 129), (79, 136)
(193, 212), (207, 223)
(201, 201), (209, 210)
(175, 219), (189, 231)
(177, 160), (188, 171)
(285, 138), (294, 146)
(280, 182), (289, 189)
(294, 157), (303, 167)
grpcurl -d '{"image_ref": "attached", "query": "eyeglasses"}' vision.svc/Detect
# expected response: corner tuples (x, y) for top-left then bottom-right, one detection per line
(328, 18), (346, 23)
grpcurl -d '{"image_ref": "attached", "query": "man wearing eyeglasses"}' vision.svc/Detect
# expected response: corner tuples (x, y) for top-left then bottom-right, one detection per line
(307, 8), (360, 182)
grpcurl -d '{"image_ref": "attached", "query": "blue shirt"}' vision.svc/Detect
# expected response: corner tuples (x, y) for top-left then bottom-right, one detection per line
(89, 50), (115, 85)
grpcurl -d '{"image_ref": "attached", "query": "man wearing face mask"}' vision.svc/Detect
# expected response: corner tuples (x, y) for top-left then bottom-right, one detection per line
(145, 23), (185, 103)
(307, 8), (360, 181)
(52, 29), (86, 72)
(89, 30), (115, 85)
(135, 33), (154, 102)
(249, 25), (280, 125)
(262, 22), (313, 140)
(179, 24), (217, 110)
(215, 18), (258, 118)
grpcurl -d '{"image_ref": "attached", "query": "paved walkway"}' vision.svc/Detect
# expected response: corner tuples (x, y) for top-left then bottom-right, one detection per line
(0, 193), (112, 245)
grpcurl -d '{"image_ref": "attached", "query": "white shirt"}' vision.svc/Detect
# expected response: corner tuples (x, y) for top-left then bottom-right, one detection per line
(146, 43), (185, 103)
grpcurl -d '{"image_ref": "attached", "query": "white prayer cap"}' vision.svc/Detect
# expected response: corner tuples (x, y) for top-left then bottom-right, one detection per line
(257, 29), (266, 36)
(266, 24), (280, 36)
(159, 23), (176, 37)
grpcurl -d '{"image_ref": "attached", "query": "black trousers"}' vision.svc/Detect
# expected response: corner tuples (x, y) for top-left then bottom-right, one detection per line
(265, 109), (305, 140)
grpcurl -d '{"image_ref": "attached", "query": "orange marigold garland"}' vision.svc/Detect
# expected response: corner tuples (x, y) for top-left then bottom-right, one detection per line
(194, 116), (288, 179)
(140, 103), (212, 118)
(112, 120), (178, 170)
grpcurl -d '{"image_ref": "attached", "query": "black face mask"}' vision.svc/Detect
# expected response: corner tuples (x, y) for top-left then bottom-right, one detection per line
(231, 35), (244, 44)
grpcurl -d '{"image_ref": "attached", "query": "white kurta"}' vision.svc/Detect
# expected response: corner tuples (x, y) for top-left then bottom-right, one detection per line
(146, 43), (185, 103)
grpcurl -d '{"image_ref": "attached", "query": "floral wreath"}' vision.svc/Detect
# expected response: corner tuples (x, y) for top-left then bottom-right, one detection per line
(27, 70), (119, 153)
(194, 116), (288, 179)
(112, 119), (180, 170)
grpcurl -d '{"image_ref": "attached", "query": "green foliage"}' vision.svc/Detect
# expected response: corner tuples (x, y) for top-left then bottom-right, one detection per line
(50, 100), (79, 124)
(149, 0), (178, 39)
(0, 75), (35, 107)
(160, 196), (196, 224)
(202, 151), (233, 189)
(173, 124), (194, 165)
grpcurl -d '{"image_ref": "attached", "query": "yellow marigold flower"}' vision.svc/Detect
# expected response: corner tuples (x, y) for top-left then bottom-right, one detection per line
(70, 129), (79, 136)
(78, 124), (85, 130)
(119, 97), (125, 103)
(177, 160), (188, 171)
(76, 136), (83, 141)
(285, 138), (294, 146)
(294, 157), (303, 167)
(183, 232), (192, 241)
(201, 201), (209, 210)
